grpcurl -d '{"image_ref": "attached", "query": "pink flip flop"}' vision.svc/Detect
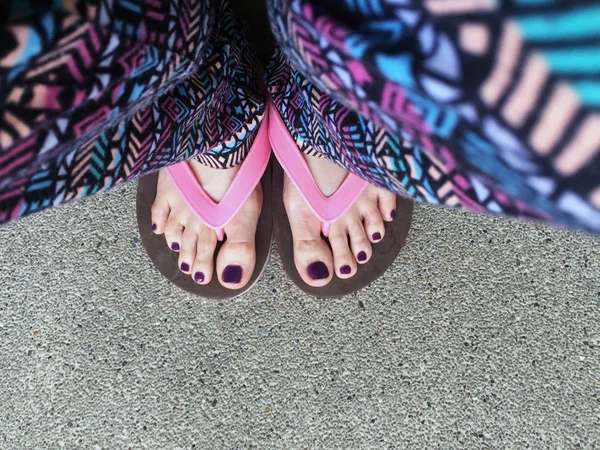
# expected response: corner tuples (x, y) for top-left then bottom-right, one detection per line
(268, 99), (413, 298)
(136, 110), (273, 299)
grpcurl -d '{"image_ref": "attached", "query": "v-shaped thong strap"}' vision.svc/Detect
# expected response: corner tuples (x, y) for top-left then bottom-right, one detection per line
(267, 100), (367, 237)
(166, 110), (271, 241)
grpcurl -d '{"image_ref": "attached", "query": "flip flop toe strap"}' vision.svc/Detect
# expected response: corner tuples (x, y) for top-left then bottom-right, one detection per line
(267, 100), (367, 239)
(166, 110), (271, 241)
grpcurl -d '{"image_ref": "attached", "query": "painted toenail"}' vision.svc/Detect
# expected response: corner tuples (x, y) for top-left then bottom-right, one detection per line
(171, 242), (180, 251)
(340, 265), (352, 275)
(194, 272), (205, 283)
(222, 265), (243, 284)
(357, 251), (367, 262)
(180, 262), (190, 272)
(391, 209), (396, 220)
(372, 232), (382, 241)
(152, 223), (157, 232)
(307, 262), (329, 280)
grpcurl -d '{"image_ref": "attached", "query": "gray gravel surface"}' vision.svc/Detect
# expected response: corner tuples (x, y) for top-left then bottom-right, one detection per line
(0, 182), (598, 449)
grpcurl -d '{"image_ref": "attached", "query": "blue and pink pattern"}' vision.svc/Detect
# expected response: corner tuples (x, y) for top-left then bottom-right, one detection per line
(268, 0), (600, 232)
(0, 0), (599, 233)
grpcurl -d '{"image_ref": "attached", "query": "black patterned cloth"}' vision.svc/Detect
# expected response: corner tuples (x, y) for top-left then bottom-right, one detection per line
(1, 0), (599, 232)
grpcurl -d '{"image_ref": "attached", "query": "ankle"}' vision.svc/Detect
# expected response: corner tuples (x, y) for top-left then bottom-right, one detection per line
(188, 159), (241, 202)
(302, 153), (348, 197)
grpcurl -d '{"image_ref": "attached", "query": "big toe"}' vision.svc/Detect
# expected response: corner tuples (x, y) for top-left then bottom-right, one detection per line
(294, 236), (334, 288)
(288, 205), (335, 287)
(216, 240), (256, 290)
(284, 176), (334, 287)
(215, 190), (262, 290)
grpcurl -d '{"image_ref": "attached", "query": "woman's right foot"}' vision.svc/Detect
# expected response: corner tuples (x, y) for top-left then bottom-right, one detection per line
(150, 159), (262, 290)
(283, 154), (397, 287)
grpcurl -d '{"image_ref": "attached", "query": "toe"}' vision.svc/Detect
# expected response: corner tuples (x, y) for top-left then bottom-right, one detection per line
(329, 228), (356, 279)
(216, 240), (256, 289)
(294, 237), (334, 287)
(192, 227), (217, 285)
(377, 189), (397, 222)
(283, 173), (334, 287)
(362, 204), (385, 244)
(215, 199), (260, 289)
(164, 217), (184, 252)
(347, 219), (372, 264)
(178, 226), (198, 274)
(150, 196), (170, 234)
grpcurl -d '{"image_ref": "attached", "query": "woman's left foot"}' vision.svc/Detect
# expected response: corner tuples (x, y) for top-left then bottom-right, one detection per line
(283, 154), (397, 288)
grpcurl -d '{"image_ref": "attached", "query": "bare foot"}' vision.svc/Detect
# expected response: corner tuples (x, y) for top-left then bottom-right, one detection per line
(150, 160), (262, 289)
(283, 155), (397, 287)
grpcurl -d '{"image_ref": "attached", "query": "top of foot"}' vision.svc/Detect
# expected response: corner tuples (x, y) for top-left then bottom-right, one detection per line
(151, 159), (263, 290)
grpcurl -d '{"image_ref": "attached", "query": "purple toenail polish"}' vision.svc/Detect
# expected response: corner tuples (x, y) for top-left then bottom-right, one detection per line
(372, 232), (382, 241)
(222, 265), (243, 284)
(340, 265), (352, 275)
(152, 223), (157, 232)
(180, 262), (190, 272)
(391, 209), (396, 220)
(357, 251), (367, 262)
(171, 242), (180, 251)
(194, 272), (205, 283)
(307, 261), (329, 280)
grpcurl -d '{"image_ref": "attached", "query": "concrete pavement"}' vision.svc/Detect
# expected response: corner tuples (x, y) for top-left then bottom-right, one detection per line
(0, 181), (598, 448)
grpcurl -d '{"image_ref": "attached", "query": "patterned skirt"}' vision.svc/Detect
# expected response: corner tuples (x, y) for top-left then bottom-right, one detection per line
(1, 0), (599, 232)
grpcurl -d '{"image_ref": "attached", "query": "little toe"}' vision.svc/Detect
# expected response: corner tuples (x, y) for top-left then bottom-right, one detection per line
(150, 196), (170, 234)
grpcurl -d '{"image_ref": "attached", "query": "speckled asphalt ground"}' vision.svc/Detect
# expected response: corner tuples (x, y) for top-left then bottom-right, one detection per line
(0, 181), (598, 449)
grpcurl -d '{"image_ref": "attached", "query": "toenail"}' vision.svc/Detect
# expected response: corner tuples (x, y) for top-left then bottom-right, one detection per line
(152, 223), (157, 232)
(357, 251), (367, 262)
(391, 209), (396, 220)
(180, 262), (190, 272)
(194, 272), (205, 283)
(307, 261), (329, 280)
(222, 265), (243, 284)
(340, 265), (352, 275)
(372, 232), (382, 241)
(171, 242), (180, 251)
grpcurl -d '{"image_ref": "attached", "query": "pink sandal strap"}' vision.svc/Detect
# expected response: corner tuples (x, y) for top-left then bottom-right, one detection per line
(267, 100), (367, 237)
(166, 110), (271, 241)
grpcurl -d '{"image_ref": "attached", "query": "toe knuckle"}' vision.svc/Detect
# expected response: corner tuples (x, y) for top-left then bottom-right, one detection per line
(356, 237), (370, 247)
(236, 242), (255, 259)
(151, 203), (165, 217)
(195, 249), (212, 261)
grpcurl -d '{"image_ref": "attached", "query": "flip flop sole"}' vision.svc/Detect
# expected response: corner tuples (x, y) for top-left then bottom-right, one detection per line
(136, 164), (273, 299)
(272, 162), (413, 298)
